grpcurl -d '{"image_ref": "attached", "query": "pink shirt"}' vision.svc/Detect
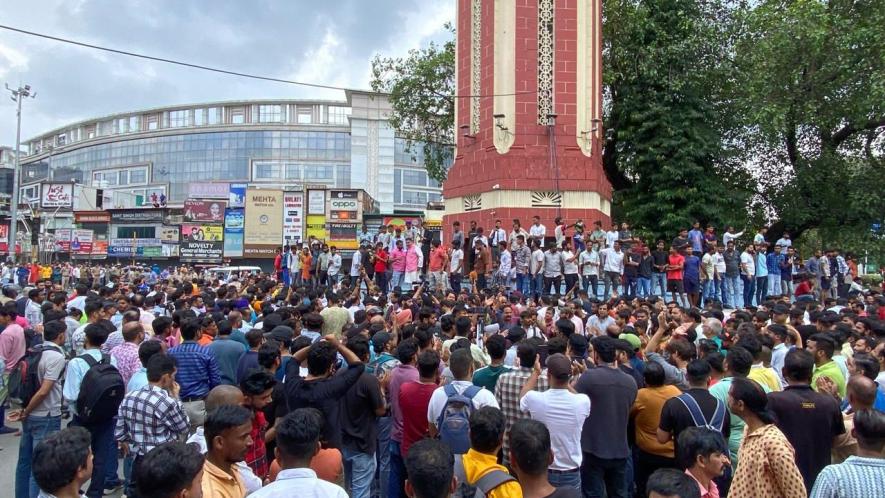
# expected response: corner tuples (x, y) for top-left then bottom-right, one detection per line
(390, 248), (407, 272)
(0, 323), (26, 373)
(388, 364), (419, 443)
(404, 246), (420, 272)
(686, 470), (720, 498)
(110, 342), (142, 386)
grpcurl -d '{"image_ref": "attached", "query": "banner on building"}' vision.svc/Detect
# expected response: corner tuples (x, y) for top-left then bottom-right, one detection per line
(54, 229), (72, 252)
(329, 223), (359, 250)
(159, 226), (180, 243)
(224, 208), (244, 258)
(110, 210), (165, 224)
(329, 190), (358, 220)
(383, 216), (423, 229)
(183, 200), (226, 223)
(92, 240), (108, 258)
(71, 229), (94, 255)
(188, 183), (230, 199)
(243, 189), (283, 257)
(40, 183), (74, 208)
(180, 224), (223, 262)
(305, 215), (327, 242)
(307, 190), (325, 215)
(229, 183), (247, 208)
(283, 192), (304, 247)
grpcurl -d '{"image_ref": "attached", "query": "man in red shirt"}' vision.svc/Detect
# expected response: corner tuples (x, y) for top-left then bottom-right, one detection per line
(427, 240), (449, 293)
(399, 350), (441, 459)
(240, 370), (276, 480)
(374, 242), (389, 294)
(666, 246), (688, 307)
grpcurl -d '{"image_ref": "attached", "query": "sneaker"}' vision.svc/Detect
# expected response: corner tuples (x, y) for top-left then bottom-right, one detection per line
(103, 483), (122, 495)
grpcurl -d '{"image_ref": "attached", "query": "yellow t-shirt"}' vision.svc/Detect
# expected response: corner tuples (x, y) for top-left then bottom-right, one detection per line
(461, 449), (523, 498)
(631, 385), (682, 457)
(748, 365), (782, 393)
(201, 460), (246, 498)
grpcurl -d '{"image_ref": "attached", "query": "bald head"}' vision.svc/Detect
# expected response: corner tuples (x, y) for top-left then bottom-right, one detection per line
(122, 322), (144, 343)
(847, 375), (878, 410)
(369, 315), (386, 326)
(228, 310), (243, 326)
(205, 385), (245, 412)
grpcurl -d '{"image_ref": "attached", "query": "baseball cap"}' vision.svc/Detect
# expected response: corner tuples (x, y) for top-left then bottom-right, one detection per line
(618, 333), (642, 351)
(546, 353), (572, 381)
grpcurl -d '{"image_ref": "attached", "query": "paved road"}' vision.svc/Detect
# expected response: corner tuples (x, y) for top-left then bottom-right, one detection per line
(0, 419), (125, 497)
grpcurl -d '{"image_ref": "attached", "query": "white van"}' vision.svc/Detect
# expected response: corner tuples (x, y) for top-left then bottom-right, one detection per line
(205, 266), (263, 282)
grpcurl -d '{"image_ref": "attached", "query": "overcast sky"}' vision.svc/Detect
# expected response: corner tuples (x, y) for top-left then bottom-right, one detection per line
(0, 0), (454, 146)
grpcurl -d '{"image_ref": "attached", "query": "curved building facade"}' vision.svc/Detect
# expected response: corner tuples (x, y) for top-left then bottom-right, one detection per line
(17, 91), (442, 213)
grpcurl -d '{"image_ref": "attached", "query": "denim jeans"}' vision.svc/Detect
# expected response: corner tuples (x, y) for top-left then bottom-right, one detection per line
(637, 277), (651, 297)
(724, 275), (742, 308)
(624, 275), (638, 298)
(449, 273), (462, 294)
(652, 272), (667, 299)
(756, 276), (768, 304)
(70, 415), (116, 498)
(344, 447), (377, 498)
(375, 416), (391, 498)
(515, 273), (530, 296)
(387, 440), (405, 498)
(703, 279), (716, 303)
(581, 453), (628, 498)
(15, 415), (61, 498)
(548, 468), (581, 490)
(742, 275), (755, 307)
(391, 271), (404, 291)
(767, 273), (781, 296)
(532, 273), (544, 299)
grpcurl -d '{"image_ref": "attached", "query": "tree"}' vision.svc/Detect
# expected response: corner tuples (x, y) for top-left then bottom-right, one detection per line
(602, 0), (753, 240)
(370, 24), (455, 183)
(733, 0), (885, 246)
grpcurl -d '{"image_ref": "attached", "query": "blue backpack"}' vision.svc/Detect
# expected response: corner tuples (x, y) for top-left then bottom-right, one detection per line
(437, 384), (481, 454)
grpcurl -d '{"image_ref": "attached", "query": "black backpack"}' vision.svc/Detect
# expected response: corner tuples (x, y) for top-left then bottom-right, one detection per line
(75, 353), (125, 425)
(7, 344), (56, 407)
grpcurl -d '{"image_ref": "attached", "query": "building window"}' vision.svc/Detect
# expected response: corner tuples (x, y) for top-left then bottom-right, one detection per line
(56, 134), (67, 146)
(401, 191), (428, 206)
(254, 163), (280, 180)
(258, 105), (282, 123)
(168, 110), (188, 128)
(129, 116), (140, 132)
(207, 108), (221, 125)
(297, 106), (313, 124)
(116, 226), (155, 239)
(194, 109), (205, 126)
(129, 168), (147, 184)
(402, 170), (427, 186)
(303, 164), (332, 179)
(328, 106), (350, 125)
(285, 164), (302, 179)
(146, 115), (159, 130)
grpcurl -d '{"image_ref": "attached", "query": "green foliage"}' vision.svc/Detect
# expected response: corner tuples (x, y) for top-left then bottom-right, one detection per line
(370, 24), (455, 183)
(733, 0), (885, 247)
(603, 0), (752, 240)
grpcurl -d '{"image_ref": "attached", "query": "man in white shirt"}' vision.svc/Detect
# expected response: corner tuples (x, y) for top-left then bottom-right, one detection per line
(496, 242), (512, 289)
(519, 353), (591, 489)
(530, 240), (546, 299)
(605, 223), (620, 249)
(740, 245), (757, 307)
(542, 246), (564, 296)
(449, 241), (465, 293)
(753, 226), (767, 245)
(489, 219), (507, 260)
(586, 303), (615, 336)
(529, 216), (547, 248)
(579, 244), (601, 300)
(350, 247), (362, 279)
(328, 246), (342, 286)
(601, 241), (625, 301)
(554, 217), (567, 249)
(249, 408), (348, 498)
(561, 242), (580, 294)
(722, 226), (744, 247)
(509, 219), (530, 249)
(775, 231), (792, 249)
(427, 349), (499, 437)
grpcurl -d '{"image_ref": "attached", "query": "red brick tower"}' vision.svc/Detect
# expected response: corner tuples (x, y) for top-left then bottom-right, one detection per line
(444, 0), (610, 239)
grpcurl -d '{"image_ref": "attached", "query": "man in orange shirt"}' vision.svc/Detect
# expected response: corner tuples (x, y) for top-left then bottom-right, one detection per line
(201, 405), (252, 498)
(427, 239), (449, 292)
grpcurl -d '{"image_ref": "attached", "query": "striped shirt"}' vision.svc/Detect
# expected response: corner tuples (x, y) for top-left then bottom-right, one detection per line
(810, 457), (885, 498)
(168, 341), (221, 399)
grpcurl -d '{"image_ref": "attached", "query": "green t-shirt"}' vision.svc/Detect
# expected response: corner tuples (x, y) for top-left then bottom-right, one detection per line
(812, 360), (847, 399)
(472, 364), (510, 395)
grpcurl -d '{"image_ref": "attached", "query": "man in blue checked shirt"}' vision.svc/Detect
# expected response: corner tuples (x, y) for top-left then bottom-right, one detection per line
(168, 318), (221, 432)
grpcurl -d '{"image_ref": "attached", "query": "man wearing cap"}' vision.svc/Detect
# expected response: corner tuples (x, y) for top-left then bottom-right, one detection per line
(519, 353), (591, 490)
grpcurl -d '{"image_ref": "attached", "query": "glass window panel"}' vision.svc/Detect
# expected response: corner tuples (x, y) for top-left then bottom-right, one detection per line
(194, 109), (205, 126)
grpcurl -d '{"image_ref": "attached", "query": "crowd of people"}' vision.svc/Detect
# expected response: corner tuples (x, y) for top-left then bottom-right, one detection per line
(0, 216), (883, 498)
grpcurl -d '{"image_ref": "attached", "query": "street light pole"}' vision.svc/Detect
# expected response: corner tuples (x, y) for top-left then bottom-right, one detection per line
(5, 83), (36, 264)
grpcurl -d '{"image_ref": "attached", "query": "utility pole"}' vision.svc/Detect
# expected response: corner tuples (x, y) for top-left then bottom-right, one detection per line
(5, 84), (36, 264)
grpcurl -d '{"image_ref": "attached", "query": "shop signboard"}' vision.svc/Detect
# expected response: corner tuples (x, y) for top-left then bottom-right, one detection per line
(229, 183), (247, 208)
(71, 229), (94, 255)
(183, 200), (226, 223)
(328, 223), (359, 250)
(180, 224), (223, 262)
(243, 189), (283, 257)
(329, 190), (358, 220)
(54, 228), (72, 252)
(40, 182), (74, 208)
(305, 215), (327, 242)
(223, 208), (244, 258)
(307, 190), (325, 215)
(188, 183), (230, 199)
(283, 192), (304, 247)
